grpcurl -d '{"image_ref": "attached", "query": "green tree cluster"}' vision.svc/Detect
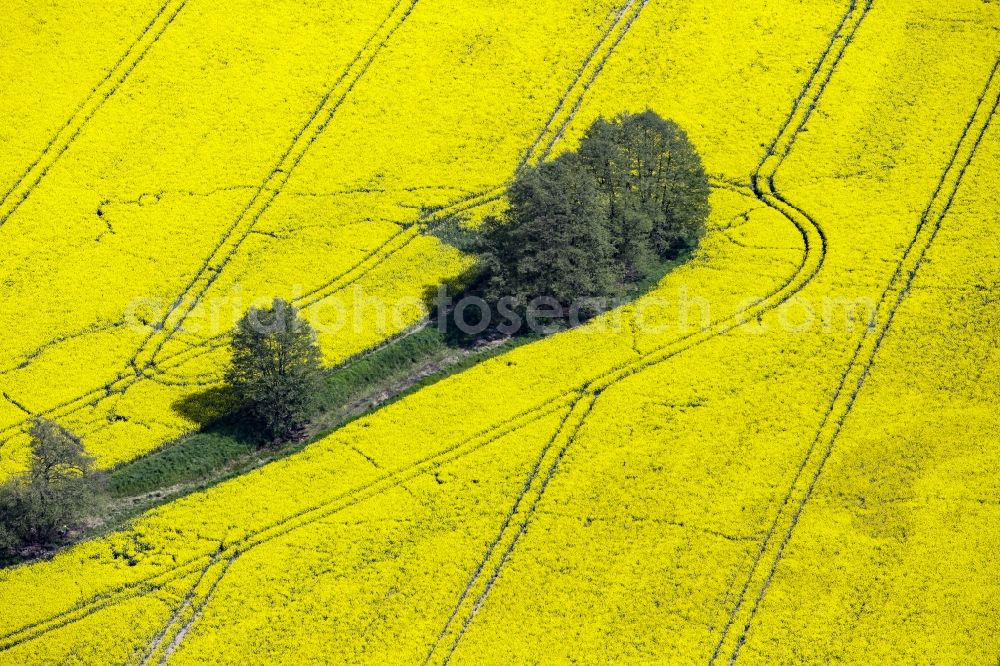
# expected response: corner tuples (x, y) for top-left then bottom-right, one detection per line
(444, 110), (709, 331)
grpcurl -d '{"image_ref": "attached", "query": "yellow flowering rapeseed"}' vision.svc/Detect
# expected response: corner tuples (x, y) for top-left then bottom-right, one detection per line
(0, 0), (997, 663)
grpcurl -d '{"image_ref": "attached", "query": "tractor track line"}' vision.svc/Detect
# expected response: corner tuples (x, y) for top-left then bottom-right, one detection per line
(0, 0), (189, 228)
(426, 1), (876, 658)
(405, 0), (650, 216)
(705, 1), (878, 661)
(715, 53), (1000, 665)
(144, 552), (241, 665)
(126, 551), (221, 666)
(749, 0), (857, 179)
(421, 392), (587, 665)
(424, 393), (596, 665)
(514, 0), (641, 173)
(520, 0), (649, 170)
(535, 0), (651, 164)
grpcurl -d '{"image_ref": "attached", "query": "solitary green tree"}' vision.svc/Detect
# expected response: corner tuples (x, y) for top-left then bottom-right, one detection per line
(579, 110), (710, 274)
(27, 418), (92, 487)
(0, 419), (98, 551)
(479, 153), (617, 309)
(226, 298), (324, 442)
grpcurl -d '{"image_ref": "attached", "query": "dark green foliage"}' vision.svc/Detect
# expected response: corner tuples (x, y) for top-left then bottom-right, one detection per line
(479, 153), (617, 308)
(0, 419), (101, 553)
(439, 111), (710, 331)
(27, 418), (92, 486)
(226, 298), (324, 442)
(578, 110), (710, 272)
(0, 520), (17, 553)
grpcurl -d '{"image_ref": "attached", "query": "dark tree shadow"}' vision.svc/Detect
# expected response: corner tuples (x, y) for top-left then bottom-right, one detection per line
(420, 265), (497, 348)
(171, 385), (238, 427)
(170, 385), (264, 444)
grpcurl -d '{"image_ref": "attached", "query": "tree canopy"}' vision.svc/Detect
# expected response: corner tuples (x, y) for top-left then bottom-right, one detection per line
(0, 419), (99, 553)
(226, 298), (324, 442)
(441, 110), (710, 334)
(578, 110), (710, 276)
(479, 152), (616, 308)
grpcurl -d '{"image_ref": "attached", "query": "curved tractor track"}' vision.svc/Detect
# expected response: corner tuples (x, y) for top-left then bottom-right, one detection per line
(712, 52), (1000, 666)
(0, 0), (189, 229)
(0, 0), (647, 452)
(422, 0), (876, 661)
(0, 0), (842, 654)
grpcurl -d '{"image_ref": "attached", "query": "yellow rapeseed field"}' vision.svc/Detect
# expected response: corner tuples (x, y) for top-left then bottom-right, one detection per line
(0, 0), (997, 663)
